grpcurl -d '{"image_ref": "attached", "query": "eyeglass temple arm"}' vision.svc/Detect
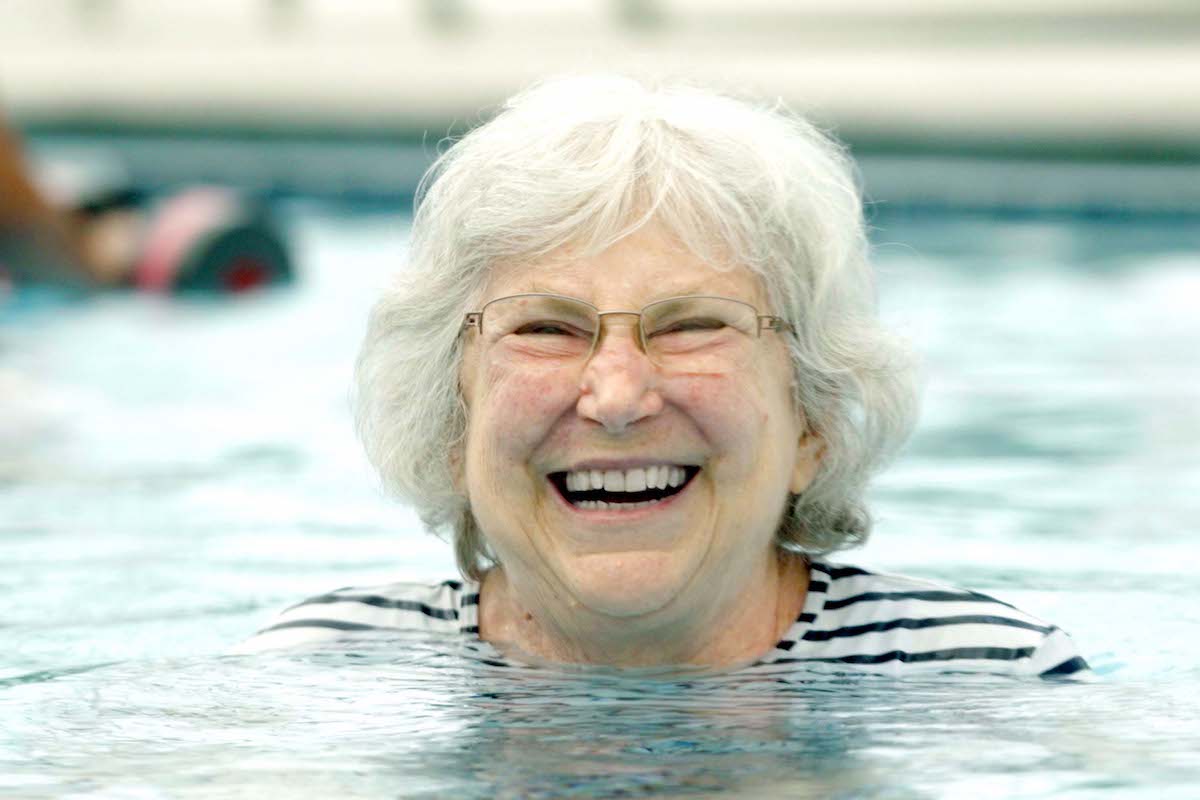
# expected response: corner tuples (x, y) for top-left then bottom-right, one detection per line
(464, 312), (482, 330)
(758, 315), (792, 334)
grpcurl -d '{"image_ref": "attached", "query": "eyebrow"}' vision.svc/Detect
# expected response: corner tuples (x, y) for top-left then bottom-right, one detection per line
(519, 283), (722, 305)
(524, 282), (569, 296)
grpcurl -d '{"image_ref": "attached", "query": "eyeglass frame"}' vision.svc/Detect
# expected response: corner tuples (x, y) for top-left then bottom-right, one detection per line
(462, 292), (793, 367)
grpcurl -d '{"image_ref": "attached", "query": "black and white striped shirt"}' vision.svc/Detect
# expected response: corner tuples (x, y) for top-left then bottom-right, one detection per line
(233, 561), (1089, 678)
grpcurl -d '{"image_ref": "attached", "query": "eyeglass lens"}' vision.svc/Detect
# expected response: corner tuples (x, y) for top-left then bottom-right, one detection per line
(479, 294), (762, 374)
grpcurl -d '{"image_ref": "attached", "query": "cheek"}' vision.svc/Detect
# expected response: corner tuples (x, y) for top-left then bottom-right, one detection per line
(673, 363), (796, 476)
(469, 360), (576, 460)
(677, 373), (770, 446)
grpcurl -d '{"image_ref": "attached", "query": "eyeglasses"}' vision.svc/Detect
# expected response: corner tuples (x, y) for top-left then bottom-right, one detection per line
(463, 293), (792, 375)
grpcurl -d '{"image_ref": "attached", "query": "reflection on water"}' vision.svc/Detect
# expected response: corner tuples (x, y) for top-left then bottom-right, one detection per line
(1, 638), (1195, 798)
(1, 208), (1199, 797)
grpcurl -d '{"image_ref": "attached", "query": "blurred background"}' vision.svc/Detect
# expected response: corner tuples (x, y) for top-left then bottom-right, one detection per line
(3, 0), (1200, 208)
(1, 0), (1199, 672)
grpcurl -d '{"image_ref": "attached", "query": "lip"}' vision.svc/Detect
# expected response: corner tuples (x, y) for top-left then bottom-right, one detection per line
(546, 466), (699, 521)
(550, 458), (701, 473)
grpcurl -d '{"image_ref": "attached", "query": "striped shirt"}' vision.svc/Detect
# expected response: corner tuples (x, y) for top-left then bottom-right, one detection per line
(233, 561), (1090, 678)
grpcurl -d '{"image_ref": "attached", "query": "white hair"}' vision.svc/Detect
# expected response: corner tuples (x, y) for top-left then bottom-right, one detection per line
(355, 74), (918, 579)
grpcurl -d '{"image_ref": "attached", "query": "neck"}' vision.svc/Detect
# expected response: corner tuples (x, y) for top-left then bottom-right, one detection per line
(478, 551), (809, 668)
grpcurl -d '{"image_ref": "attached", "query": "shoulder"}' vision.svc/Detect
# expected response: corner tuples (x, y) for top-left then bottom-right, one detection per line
(769, 561), (1090, 678)
(230, 578), (480, 654)
(812, 561), (1023, 610)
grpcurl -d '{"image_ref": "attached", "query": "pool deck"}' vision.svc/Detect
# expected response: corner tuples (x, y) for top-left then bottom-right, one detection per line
(2, 1), (1199, 156)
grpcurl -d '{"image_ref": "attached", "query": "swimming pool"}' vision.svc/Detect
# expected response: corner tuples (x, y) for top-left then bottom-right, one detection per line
(2, 202), (1198, 797)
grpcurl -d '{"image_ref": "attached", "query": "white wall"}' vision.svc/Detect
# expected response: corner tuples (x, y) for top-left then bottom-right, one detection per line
(1, 0), (1197, 147)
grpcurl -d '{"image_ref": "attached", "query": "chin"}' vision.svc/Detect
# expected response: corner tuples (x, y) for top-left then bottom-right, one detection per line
(559, 550), (697, 618)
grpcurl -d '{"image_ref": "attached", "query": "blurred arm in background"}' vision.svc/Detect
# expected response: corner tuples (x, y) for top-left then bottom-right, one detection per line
(0, 116), (135, 286)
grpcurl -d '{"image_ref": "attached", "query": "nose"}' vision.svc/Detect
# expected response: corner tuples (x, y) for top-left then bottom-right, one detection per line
(576, 316), (664, 434)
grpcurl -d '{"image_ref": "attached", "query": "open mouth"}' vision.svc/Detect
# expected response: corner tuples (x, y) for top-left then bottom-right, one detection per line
(548, 465), (701, 510)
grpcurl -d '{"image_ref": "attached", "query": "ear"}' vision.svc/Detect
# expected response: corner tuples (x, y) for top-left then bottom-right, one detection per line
(448, 412), (473, 496)
(452, 349), (475, 495)
(789, 430), (825, 494)
(449, 444), (466, 494)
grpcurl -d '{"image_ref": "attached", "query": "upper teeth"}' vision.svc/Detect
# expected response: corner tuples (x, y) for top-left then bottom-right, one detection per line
(563, 465), (688, 493)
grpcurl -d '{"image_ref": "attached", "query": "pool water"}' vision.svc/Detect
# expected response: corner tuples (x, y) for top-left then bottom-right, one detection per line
(2, 205), (1199, 798)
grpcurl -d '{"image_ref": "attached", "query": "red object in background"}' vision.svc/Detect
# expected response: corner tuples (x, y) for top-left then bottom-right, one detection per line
(136, 189), (234, 292)
(222, 259), (269, 292)
(134, 187), (292, 294)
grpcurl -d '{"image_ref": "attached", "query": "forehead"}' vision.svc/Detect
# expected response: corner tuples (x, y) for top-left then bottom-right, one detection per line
(481, 226), (768, 309)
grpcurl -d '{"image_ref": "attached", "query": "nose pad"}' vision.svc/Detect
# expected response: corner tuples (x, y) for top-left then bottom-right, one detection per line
(586, 312), (643, 360)
(577, 317), (663, 434)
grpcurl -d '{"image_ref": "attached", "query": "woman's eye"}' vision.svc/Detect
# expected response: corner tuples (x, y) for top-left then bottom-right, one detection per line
(515, 321), (580, 336)
(653, 317), (726, 336)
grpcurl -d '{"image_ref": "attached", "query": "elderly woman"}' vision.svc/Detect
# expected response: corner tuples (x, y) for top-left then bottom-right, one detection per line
(239, 76), (1087, 677)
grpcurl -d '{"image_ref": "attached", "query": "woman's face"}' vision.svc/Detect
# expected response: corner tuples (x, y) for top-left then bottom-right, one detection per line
(459, 224), (822, 621)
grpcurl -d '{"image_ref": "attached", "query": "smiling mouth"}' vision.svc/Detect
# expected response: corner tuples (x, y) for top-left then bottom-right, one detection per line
(548, 465), (701, 510)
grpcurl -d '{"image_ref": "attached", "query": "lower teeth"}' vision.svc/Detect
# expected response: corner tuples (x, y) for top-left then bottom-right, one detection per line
(575, 499), (660, 510)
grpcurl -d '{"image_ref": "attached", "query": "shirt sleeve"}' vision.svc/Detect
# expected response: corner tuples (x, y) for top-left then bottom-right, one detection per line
(1028, 627), (1093, 679)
